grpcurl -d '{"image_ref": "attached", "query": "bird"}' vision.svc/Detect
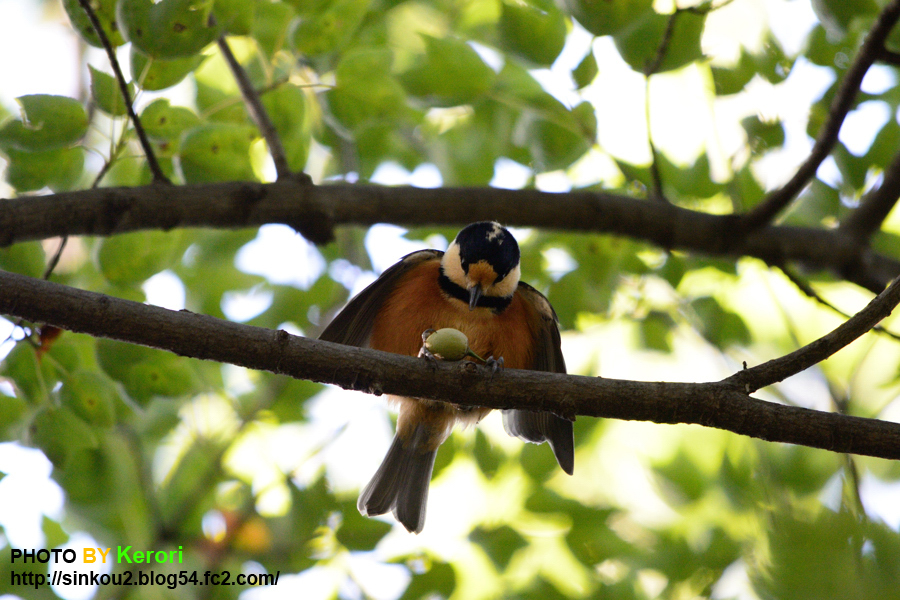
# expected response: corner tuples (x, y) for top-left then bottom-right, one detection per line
(319, 221), (573, 533)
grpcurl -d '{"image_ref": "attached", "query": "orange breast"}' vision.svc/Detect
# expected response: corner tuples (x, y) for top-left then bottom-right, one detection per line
(368, 260), (538, 370)
(368, 260), (541, 448)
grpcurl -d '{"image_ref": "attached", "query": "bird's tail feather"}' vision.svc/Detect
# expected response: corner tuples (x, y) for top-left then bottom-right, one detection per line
(357, 425), (438, 534)
(502, 409), (574, 475)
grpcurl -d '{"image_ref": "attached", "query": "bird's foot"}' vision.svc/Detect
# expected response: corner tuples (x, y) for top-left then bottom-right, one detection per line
(418, 329), (439, 369)
(485, 355), (504, 379)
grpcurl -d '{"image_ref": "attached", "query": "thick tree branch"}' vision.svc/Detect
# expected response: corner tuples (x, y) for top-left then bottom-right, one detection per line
(1, 182), (897, 292)
(741, 0), (900, 231)
(839, 146), (900, 239)
(1, 270), (899, 461)
(76, 0), (170, 185)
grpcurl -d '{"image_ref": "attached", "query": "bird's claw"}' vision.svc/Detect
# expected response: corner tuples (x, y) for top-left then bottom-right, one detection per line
(486, 355), (504, 379)
(418, 329), (439, 369)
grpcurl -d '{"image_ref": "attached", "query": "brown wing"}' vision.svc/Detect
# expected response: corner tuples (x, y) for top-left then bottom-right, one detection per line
(502, 282), (574, 475)
(319, 249), (444, 348)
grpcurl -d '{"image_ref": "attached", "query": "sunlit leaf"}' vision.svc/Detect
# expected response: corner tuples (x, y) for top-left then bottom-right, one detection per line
(89, 66), (134, 117)
(62, 0), (125, 47)
(117, 0), (220, 59)
(179, 123), (258, 183)
(0, 95), (88, 152)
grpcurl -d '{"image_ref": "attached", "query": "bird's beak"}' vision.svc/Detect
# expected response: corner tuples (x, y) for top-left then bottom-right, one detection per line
(468, 285), (483, 310)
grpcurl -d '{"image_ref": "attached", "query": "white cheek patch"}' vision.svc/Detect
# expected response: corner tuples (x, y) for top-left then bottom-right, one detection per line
(441, 242), (467, 287)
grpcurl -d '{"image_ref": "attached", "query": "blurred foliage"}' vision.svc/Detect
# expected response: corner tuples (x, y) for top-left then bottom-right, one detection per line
(1, 1), (900, 600)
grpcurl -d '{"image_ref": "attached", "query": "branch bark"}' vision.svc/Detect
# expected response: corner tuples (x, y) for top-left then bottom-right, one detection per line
(1, 270), (899, 461)
(2, 182), (898, 291)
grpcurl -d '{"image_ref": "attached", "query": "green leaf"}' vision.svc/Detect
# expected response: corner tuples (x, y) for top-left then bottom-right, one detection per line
(520, 436), (561, 481)
(179, 123), (258, 183)
(140, 99), (202, 144)
(0, 242), (46, 278)
(125, 355), (199, 403)
(525, 101), (596, 172)
(469, 525), (528, 570)
(560, 0), (653, 37)
(690, 296), (751, 349)
(614, 9), (706, 74)
(750, 507), (899, 600)
(401, 36), (497, 106)
(253, 1), (296, 58)
(89, 66), (134, 117)
(131, 47), (206, 91)
(328, 47), (408, 129)
(653, 450), (708, 503)
(1, 343), (59, 403)
(711, 51), (756, 95)
(781, 179), (844, 227)
(472, 429), (503, 478)
(335, 500), (392, 550)
(60, 370), (118, 428)
(214, 0), (254, 36)
(96, 230), (182, 285)
(0, 95), (88, 152)
(62, 0), (125, 47)
(2, 146), (85, 192)
(640, 310), (675, 352)
(117, 0), (220, 59)
(741, 115), (785, 153)
(261, 84), (311, 171)
(0, 395), (27, 441)
(292, 0), (369, 56)
(28, 406), (98, 468)
(811, 0), (878, 37)
(399, 561), (456, 600)
(572, 50), (598, 89)
(498, 1), (567, 66)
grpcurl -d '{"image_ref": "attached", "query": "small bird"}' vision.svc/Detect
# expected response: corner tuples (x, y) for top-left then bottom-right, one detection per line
(320, 222), (573, 533)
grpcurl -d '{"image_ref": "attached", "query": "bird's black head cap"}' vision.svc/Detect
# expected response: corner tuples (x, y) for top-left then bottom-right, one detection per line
(454, 221), (520, 281)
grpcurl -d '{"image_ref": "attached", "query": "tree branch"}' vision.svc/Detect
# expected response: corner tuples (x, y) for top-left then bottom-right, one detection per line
(740, 0), (900, 231)
(1, 182), (897, 291)
(216, 35), (302, 182)
(839, 146), (900, 239)
(76, 0), (170, 185)
(724, 275), (900, 391)
(1, 270), (899, 460)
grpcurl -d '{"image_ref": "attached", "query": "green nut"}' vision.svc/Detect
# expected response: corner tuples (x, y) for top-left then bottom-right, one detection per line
(425, 328), (472, 361)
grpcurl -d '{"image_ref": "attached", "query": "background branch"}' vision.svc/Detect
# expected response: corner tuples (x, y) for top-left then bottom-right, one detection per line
(1, 269), (899, 461)
(740, 0), (900, 231)
(839, 146), (900, 239)
(216, 35), (299, 182)
(1, 182), (897, 291)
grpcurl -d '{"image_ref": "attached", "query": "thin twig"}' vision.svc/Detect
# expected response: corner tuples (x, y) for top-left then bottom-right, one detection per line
(780, 265), (900, 342)
(740, 0), (900, 231)
(641, 12), (680, 203)
(216, 35), (297, 181)
(724, 276), (900, 392)
(76, 0), (170, 185)
(644, 11), (680, 78)
(42, 237), (68, 280)
(839, 146), (900, 239)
